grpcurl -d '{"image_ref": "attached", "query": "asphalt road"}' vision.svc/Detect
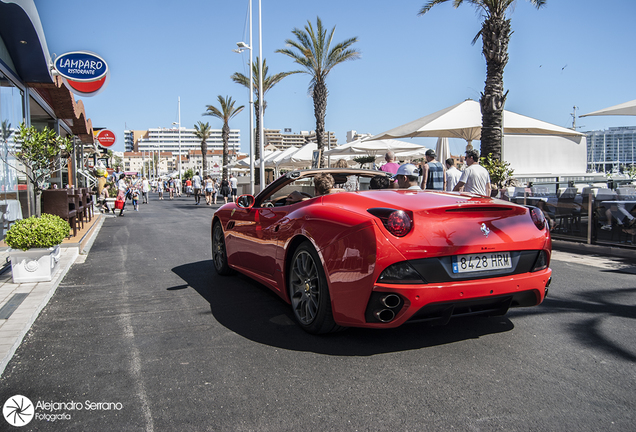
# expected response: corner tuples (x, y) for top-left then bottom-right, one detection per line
(1, 195), (635, 431)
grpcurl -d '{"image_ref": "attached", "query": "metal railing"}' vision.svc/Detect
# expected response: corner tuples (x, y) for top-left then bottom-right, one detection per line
(505, 178), (636, 248)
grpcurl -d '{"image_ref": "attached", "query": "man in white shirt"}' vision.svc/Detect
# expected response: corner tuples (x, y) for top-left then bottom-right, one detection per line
(229, 174), (238, 202)
(445, 158), (462, 192)
(192, 171), (203, 205)
(453, 149), (491, 196)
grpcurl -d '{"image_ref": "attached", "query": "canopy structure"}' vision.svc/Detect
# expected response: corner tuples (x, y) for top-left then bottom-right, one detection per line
(371, 99), (583, 151)
(278, 142), (318, 168)
(265, 146), (300, 168)
(580, 99), (636, 117)
(253, 150), (276, 166)
(324, 138), (426, 157)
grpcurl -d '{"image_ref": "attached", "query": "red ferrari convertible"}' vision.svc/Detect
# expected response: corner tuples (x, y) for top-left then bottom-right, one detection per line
(211, 169), (552, 334)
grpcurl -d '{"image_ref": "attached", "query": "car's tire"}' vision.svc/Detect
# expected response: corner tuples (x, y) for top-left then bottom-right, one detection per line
(212, 221), (234, 275)
(288, 241), (342, 334)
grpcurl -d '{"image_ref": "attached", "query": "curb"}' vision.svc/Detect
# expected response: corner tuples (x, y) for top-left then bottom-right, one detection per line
(0, 247), (79, 377)
(551, 239), (636, 263)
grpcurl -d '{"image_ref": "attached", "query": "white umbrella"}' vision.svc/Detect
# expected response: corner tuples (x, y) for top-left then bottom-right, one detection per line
(371, 99), (584, 150)
(324, 138), (425, 156)
(580, 99), (636, 117)
(265, 146), (300, 168)
(278, 142), (317, 168)
(435, 137), (451, 163)
(253, 150), (276, 167)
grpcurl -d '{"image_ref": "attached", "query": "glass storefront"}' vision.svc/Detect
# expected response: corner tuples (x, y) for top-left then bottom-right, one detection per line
(0, 70), (26, 237)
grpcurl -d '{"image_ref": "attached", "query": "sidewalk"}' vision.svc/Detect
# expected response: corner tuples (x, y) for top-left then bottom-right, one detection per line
(0, 214), (106, 377)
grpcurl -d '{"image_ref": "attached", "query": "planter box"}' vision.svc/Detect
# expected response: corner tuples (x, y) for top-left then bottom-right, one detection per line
(9, 245), (61, 283)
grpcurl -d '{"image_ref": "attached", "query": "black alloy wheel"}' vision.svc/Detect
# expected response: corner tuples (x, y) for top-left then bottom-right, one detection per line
(288, 241), (341, 334)
(212, 221), (233, 275)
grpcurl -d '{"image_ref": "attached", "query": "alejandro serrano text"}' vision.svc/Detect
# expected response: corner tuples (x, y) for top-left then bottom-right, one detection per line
(36, 400), (123, 411)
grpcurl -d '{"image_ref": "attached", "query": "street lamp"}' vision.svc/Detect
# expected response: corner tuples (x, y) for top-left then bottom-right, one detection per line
(257, 0), (264, 189)
(233, 0), (255, 195)
(171, 96), (182, 182)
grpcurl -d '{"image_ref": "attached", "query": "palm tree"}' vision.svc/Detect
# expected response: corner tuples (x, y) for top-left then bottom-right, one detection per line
(193, 121), (212, 176)
(203, 96), (244, 180)
(276, 17), (360, 168)
(231, 57), (296, 181)
(419, 0), (546, 160)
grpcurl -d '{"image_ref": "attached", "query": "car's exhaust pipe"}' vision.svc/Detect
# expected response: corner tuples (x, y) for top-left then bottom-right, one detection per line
(381, 294), (401, 308)
(374, 309), (396, 323)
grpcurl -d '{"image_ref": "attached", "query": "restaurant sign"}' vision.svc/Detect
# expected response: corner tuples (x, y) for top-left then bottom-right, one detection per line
(95, 129), (116, 148)
(53, 51), (110, 97)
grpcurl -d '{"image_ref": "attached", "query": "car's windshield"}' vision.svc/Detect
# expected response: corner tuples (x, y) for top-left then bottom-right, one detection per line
(258, 173), (378, 208)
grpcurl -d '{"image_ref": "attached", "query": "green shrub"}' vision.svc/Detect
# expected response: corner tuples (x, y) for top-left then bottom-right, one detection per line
(5, 214), (71, 251)
(480, 153), (515, 189)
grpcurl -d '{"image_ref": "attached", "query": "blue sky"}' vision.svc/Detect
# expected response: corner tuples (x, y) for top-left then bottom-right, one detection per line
(34, 0), (636, 156)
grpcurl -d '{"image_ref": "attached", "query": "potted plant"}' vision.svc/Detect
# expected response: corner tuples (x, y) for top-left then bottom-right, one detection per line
(5, 213), (70, 283)
(0, 123), (73, 216)
(353, 155), (376, 169)
(480, 153), (515, 198)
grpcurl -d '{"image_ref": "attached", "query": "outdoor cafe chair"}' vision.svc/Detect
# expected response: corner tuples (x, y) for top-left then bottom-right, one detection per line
(42, 189), (77, 237)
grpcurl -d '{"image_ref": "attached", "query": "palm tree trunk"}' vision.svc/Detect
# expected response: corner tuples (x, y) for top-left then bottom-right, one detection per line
(201, 141), (208, 177)
(313, 81), (328, 168)
(479, 14), (511, 161)
(222, 123), (229, 181)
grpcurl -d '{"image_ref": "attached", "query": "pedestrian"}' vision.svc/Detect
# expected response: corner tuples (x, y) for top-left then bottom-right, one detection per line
(192, 171), (203, 205)
(220, 177), (230, 204)
(379, 151), (400, 174)
(141, 176), (150, 203)
(229, 174), (238, 202)
(175, 177), (182, 197)
(109, 166), (123, 183)
(204, 175), (214, 205)
(453, 149), (491, 196)
(421, 149), (446, 190)
(168, 178), (175, 200)
(157, 179), (164, 200)
(97, 183), (112, 213)
(393, 164), (422, 190)
(211, 178), (218, 204)
(117, 173), (128, 216)
(132, 189), (140, 211)
(445, 158), (462, 192)
(185, 178), (192, 197)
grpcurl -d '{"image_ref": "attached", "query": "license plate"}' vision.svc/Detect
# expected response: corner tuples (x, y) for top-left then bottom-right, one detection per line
(452, 252), (512, 274)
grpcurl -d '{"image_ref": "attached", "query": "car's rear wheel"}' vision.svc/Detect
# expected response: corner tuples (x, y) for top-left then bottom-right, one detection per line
(288, 242), (341, 334)
(212, 221), (233, 275)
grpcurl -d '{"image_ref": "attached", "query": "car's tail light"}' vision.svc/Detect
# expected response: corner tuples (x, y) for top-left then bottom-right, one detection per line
(530, 207), (546, 230)
(378, 262), (425, 284)
(367, 208), (413, 237)
(387, 210), (412, 237)
(532, 250), (549, 272)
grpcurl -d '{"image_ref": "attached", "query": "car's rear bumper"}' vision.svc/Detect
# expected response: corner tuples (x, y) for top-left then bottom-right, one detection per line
(334, 268), (552, 328)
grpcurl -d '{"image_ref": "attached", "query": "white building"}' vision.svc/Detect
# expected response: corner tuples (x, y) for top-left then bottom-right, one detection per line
(264, 129), (338, 150)
(128, 127), (240, 156)
(346, 130), (373, 143)
(586, 126), (636, 173)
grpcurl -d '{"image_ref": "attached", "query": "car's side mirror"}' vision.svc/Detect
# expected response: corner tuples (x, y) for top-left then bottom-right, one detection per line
(237, 194), (255, 209)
